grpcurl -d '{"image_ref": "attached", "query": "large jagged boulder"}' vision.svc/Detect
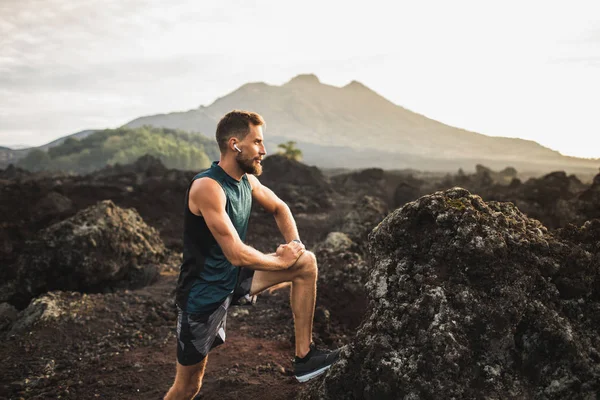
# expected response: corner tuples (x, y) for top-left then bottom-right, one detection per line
(301, 188), (600, 400)
(5, 200), (167, 307)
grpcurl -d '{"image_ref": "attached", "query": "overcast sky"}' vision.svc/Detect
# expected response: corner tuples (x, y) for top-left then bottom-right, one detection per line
(1, 0), (599, 158)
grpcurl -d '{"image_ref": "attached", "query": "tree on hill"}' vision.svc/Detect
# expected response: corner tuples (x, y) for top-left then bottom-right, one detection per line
(277, 141), (302, 161)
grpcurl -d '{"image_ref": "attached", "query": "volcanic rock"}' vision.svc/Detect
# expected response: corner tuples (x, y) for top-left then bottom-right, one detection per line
(301, 187), (600, 400)
(34, 191), (73, 217)
(0, 302), (18, 331)
(6, 200), (167, 308)
(340, 195), (388, 245)
(0, 164), (32, 181)
(260, 155), (332, 212)
(9, 292), (68, 334)
(261, 155), (328, 189)
(331, 168), (389, 203)
(94, 154), (169, 180)
(315, 232), (355, 253)
(577, 172), (600, 221)
(314, 232), (369, 343)
(393, 181), (421, 208)
(315, 233), (366, 293)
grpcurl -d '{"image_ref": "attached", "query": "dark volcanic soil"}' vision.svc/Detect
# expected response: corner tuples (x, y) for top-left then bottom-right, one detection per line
(0, 273), (308, 399)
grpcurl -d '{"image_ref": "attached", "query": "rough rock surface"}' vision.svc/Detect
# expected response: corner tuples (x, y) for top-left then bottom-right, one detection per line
(406, 168), (598, 230)
(314, 233), (369, 340)
(260, 155), (333, 212)
(331, 168), (390, 204)
(6, 200), (168, 307)
(9, 292), (69, 334)
(0, 302), (18, 331)
(34, 191), (73, 217)
(577, 172), (600, 222)
(340, 195), (388, 245)
(301, 187), (600, 400)
(315, 232), (355, 254)
(393, 181), (421, 208)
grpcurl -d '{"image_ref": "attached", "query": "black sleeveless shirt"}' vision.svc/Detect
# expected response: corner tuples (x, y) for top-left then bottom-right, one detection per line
(175, 162), (252, 313)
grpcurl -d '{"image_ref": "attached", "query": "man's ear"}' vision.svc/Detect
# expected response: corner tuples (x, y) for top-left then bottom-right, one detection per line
(230, 137), (241, 153)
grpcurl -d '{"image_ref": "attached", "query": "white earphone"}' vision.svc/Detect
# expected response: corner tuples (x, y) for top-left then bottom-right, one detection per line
(233, 144), (242, 153)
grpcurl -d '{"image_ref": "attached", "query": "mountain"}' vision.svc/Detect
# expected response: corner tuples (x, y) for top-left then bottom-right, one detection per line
(125, 74), (598, 173)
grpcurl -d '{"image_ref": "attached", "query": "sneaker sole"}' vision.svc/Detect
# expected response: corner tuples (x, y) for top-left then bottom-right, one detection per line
(294, 364), (332, 383)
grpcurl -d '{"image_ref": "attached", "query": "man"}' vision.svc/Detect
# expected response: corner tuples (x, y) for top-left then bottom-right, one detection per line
(165, 110), (340, 400)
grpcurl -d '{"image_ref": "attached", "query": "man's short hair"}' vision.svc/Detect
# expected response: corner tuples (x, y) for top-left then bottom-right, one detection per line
(216, 110), (265, 153)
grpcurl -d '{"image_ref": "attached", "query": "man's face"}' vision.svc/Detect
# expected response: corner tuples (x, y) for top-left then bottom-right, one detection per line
(235, 124), (266, 176)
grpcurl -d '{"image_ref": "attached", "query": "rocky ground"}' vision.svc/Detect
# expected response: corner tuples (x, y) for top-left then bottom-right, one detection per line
(1, 156), (599, 399)
(0, 156), (377, 399)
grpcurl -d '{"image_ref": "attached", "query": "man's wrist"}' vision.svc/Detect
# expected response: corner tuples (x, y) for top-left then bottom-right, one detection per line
(292, 239), (302, 244)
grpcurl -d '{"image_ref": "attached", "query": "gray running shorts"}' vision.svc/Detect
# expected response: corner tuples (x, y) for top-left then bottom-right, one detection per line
(176, 268), (256, 366)
(176, 294), (232, 366)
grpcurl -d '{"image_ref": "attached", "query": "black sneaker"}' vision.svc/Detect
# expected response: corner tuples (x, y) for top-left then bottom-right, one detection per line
(293, 343), (341, 382)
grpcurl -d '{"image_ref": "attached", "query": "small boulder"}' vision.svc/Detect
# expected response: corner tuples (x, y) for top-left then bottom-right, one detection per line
(315, 232), (354, 254)
(11, 200), (167, 307)
(9, 292), (67, 334)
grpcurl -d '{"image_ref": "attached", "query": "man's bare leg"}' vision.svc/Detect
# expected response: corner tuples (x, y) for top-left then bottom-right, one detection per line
(250, 251), (317, 358)
(164, 357), (208, 400)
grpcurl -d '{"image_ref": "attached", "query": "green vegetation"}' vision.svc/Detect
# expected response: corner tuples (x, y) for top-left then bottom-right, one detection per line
(18, 126), (219, 173)
(446, 198), (466, 210)
(277, 141), (302, 161)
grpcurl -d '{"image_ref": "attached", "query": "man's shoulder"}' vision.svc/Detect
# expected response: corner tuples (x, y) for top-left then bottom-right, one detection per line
(246, 174), (261, 190)
(190, 177), (225, 203)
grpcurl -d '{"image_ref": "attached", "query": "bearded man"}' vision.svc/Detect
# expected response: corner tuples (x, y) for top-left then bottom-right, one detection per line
(165, 110), (340, 400)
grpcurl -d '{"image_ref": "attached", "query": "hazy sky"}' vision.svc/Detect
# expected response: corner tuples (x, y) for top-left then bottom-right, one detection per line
(1, 0), (599, 158)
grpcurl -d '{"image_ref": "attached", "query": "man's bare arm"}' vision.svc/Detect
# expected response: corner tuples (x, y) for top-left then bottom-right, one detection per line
(247, 174), (300, 243)
(189, 177), (303, 271)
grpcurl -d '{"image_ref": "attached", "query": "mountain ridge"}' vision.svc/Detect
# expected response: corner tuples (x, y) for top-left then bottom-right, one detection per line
(3, 74), (598, 173)
(124, 74), (597, 172)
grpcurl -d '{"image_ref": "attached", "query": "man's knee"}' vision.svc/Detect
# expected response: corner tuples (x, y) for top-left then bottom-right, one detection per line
(297, 251), (317, 279)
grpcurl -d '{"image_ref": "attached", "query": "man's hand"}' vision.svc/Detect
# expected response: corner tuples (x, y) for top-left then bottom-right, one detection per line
(276, 240), (306, 268)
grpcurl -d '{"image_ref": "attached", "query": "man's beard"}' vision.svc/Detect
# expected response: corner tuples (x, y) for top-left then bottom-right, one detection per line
(236, 153), (263, 176)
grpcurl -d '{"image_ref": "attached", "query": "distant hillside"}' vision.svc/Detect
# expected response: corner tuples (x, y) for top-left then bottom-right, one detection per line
(16, 127), (219, 174)
(36, 129), (98, 150)
(0, 130), (98, 168)
(125, 74), (599, 173)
